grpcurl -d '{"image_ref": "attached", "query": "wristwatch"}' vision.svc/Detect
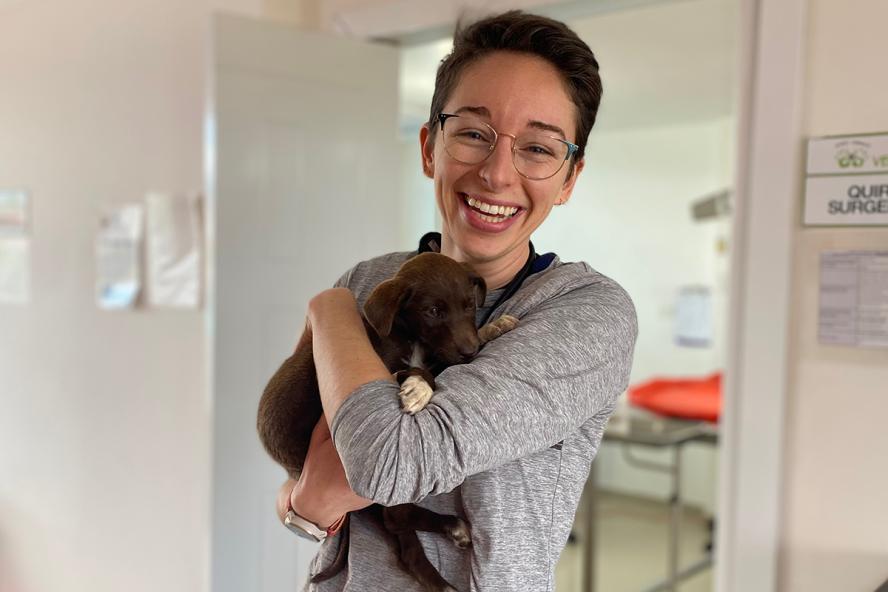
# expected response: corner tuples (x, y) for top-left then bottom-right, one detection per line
(284, 510), (328, 542)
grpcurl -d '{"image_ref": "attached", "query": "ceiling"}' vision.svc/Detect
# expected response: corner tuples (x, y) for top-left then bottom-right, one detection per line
(399, 0), (738, 134)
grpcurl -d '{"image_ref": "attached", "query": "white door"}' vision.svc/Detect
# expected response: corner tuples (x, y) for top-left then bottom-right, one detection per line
(207, 14), (401, 591)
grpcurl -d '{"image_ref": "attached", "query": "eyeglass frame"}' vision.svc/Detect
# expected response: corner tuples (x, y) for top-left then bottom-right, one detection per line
(437, 112), (579, 181)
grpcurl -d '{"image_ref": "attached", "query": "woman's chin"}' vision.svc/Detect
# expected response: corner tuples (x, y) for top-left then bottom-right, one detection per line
(451, 233), (518, 265)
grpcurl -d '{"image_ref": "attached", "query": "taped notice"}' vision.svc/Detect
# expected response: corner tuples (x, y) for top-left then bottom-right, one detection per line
(675, 285), (712, 348)
(0, 189), (28, 235)
(0, 237), (29, 304)
(96, 204), (143, 310)
(145, 192), (201, 308)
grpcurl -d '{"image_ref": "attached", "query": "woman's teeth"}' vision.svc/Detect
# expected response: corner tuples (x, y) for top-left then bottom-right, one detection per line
(464, 196), (519, 222)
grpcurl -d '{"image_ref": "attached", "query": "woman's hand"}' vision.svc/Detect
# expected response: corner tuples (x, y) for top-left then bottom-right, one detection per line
(277, 415), (372, 528)
(307, 288), (358, 329)
(306, 287), (393, 424)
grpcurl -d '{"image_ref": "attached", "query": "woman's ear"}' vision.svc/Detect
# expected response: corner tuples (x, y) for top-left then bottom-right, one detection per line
(419, 124), (435, 179)
(556, 157), (585, 206)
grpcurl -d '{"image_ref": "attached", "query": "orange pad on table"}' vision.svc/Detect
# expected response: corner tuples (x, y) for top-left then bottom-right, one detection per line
(627, 372), (722, 423)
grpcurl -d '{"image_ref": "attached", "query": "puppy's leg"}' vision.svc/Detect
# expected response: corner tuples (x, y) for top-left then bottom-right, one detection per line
(256, 326), (322, 479)
(396, 368), (436, 415)
(392, 529), (458, 592)
(478, 314), (519, 344)
(384, 504), (471, 550)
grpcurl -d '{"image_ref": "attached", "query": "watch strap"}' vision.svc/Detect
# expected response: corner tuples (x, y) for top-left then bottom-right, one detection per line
(284, 510), (327, 541)
(284, 508), (347, 542)
(325, 513), (347, 537)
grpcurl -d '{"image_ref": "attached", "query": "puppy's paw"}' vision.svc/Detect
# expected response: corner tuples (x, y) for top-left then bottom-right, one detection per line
(399, 375), (434, 415)
(445, 517), (472, 549)
(478, 314), (519, 343)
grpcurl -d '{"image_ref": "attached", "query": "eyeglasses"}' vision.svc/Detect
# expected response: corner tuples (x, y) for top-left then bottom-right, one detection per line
(437, 113), (579, 181)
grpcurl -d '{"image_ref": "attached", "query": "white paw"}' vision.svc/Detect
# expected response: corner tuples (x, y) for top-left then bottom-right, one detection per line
(399, 375), (433, 415)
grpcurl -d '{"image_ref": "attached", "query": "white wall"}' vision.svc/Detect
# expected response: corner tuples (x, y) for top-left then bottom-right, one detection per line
(398, 135), (438, 250)
(0, 2), (288, 591)
(535, 117), (734, 514)
(779, 0), (888, 590)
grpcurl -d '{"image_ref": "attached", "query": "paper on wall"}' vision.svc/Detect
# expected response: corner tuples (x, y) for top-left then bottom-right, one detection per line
(0, 189), (28, 235)
(0, 237), (30, 304)
(96, 204), (143, 310)
(675, 285), (713, 347)
(820, 250), (888, 348)
(145, 192), (202, 308)
(0, 190), (30, 304)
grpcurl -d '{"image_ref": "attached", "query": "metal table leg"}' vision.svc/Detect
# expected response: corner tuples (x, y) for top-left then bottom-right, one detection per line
(583, 460), (597, 592)
(668, 443), (683, 591)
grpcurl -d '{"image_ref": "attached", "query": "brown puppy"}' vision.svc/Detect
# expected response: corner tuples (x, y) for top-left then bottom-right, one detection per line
(257, 252), (518, 591)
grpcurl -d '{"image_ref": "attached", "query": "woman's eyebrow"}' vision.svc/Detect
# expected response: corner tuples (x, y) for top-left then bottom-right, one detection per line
(528, 120), (567, 139)
(452, 106), (568, 139)
(453, 105), (491, 117)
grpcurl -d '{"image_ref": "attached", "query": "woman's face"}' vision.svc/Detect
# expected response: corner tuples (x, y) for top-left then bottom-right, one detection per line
(420, 51), (584, 268)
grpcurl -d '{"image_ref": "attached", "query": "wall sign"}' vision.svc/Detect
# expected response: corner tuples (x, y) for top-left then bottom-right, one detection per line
(804, 132), (888, 226)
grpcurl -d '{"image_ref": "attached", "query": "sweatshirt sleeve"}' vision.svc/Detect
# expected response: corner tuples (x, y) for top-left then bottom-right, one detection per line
(330, 271), (637, 506)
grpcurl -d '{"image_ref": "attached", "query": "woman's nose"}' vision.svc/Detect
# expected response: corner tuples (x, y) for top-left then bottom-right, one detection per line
(478, 139), (516, 189)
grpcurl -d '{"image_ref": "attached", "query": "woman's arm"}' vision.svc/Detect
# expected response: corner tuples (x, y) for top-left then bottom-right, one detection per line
(306, 287), (395, 426)
(280, 416), (372, 528)
(279, 287), (393, 527)
(330, 270), (638, 507)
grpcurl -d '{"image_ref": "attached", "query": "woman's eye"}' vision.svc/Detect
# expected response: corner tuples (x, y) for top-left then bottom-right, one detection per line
(525, 144), (554, 156)
(457, 129), (490, 143)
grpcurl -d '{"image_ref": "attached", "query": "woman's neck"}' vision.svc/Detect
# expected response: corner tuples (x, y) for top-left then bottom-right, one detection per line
(441, 239), (530, 290)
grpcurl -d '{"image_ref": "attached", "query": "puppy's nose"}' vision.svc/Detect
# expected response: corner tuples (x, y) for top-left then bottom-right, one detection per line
(459, 342), (479, 360)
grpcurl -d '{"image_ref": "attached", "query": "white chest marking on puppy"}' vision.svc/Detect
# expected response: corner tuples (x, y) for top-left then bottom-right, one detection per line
(401, 344), (426, 369)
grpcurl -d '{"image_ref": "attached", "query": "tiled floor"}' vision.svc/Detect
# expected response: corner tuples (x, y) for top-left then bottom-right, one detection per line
(555, 490), (714, 592)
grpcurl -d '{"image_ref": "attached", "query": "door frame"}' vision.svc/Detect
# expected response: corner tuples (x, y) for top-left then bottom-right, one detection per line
(716, 0), (806, 590)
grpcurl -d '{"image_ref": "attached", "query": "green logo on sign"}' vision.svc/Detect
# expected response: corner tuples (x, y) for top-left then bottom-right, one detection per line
(835, 140), (869, 168)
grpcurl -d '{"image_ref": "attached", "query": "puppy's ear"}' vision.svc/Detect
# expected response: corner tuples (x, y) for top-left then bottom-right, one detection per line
(461, 264), (487, 307)
(364, 279), (411, 337)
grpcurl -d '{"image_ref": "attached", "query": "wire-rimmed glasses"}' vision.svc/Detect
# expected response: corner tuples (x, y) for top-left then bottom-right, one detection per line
(437, 113), (578, 180)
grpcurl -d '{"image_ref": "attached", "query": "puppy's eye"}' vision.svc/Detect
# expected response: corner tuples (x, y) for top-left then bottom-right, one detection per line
(426, 306), (443, 319)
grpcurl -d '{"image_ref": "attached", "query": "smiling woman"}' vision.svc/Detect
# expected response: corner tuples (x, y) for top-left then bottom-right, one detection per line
(274, 11), (637, 592)
(420, 50), (587, 285)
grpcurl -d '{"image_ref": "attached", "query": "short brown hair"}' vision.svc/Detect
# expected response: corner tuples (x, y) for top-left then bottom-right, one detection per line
(428, 11), (602, 170)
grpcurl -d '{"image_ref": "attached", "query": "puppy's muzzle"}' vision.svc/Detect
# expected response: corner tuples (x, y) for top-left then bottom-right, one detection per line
(458, 341), (480, 361)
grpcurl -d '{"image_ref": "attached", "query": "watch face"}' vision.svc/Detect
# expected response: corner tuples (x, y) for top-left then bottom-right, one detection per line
(284, 510), (324, 542)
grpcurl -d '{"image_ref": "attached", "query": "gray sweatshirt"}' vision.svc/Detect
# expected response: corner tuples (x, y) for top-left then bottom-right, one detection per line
(306, 250), (637, 592)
